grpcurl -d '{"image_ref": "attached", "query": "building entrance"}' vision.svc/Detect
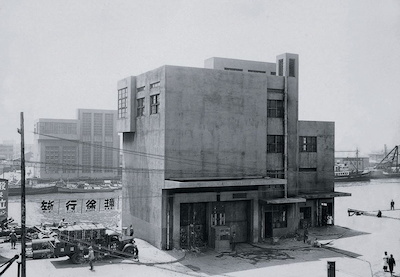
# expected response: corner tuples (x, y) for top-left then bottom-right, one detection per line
(180, 203), (207, 249)
(299, 207), (311, 229)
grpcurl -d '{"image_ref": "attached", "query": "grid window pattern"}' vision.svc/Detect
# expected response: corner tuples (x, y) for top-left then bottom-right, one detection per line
(150, 82), (160, 89)
(62, 146), (76, 173)
(38, 122), (77, 135)
(278, 59), (284, 76)
(150, 94), (160, 115)
(45, 146), (59, 173)
(93, 113), (103, 136)
(299, 136), (317, 152)
(118, 87), (128, 119)
(266, 170), (285, 179)
(93, 143), (102, 172)
(267, 100), (284, 118)
(289, 59), (296, 77)
(104, 142), (114, 172)
(267, 135), (284, 153)
(104, 114), (114, 136)
(82, 113), (92, 136)
(137, 98), (145, 117)
(82, 144), (91, 173)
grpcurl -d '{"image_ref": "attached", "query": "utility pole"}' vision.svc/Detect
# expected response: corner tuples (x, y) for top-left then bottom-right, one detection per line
(17, 112), (26, 277)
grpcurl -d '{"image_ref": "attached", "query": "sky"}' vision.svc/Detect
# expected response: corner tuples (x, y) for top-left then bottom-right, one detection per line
(1, 0), (400, 156)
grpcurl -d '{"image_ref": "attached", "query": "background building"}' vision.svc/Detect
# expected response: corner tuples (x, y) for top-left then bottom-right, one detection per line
(118, 54), (349, 250)
(34, 109), (120, 182)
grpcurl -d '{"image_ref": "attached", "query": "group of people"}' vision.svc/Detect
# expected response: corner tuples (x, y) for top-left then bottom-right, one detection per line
(383, 251), (396, 276)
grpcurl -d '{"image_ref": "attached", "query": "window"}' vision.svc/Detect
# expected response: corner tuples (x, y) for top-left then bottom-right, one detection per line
(224, 67), (243, 71)
(93, 113), (103, 136)
(150, 94), (160, 115)
(271, 72), (276, 76)
(299, 168), (317, 172)
(82, 144), (91, 173)
(267, 169), (285, 179)
(248, 70), (266, 74)
(104, 114), (114, 136)
(267, 135), (284, 153)
(150, 82), (160, 89)
(289, 59), (296, 77)
(278, 59), (283, 76)
(93, 142), (102, 172)
(82, 113), (92, 136)
(267, 100), (284, 118)
(265, 205), (287, 228)
(104, 141), (114, 173)
(62, 146), (76, 173)
(45, 146), (59, 173)
(267, 88), (284, 94)
(299, 136), (317, 152)
(272, 205), (287, 228)
(137, 98), (145, 117)
(118, 87), (128, 119)
(137, 86), (145, 92)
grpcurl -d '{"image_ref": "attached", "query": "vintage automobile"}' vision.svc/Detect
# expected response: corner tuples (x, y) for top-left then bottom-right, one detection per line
(26, 222), (138, 264)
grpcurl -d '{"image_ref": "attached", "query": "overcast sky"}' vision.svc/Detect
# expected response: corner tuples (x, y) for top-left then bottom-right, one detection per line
(1, 0), (399, 156)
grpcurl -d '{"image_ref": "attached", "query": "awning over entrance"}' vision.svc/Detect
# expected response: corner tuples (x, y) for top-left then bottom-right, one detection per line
(298, 191), (351, 199)
(260, 197), (306, 204)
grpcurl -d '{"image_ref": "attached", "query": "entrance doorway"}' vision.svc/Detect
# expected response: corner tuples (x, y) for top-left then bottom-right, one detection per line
(264, 212), (273, 238)
(320, 202), (333, 226)
(300, 207), (311, 229)
(180, 203), (207, 249)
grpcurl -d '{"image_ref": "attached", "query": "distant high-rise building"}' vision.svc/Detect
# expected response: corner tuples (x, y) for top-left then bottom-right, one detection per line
(34, 109), (120, 181)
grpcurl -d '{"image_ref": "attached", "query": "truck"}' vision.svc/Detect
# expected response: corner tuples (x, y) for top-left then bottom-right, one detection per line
(26, 222), (138, 264)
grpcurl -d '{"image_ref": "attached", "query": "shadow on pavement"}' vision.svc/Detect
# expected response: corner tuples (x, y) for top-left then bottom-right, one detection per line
(50, 257), (123, 269)
(174, 225), (367, 276)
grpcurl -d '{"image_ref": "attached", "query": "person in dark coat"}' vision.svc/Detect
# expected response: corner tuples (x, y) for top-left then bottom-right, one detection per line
(9, 230), (17, 249)
(303, 227), (309, 243)
(230, 231), (236, 251)
(388, 254), (396, 276)
(391, 199), (395, 210)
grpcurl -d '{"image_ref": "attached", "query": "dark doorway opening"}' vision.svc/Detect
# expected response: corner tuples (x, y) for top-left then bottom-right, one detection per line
(264, 212), (273, 238)
(180, 203), (207, 249)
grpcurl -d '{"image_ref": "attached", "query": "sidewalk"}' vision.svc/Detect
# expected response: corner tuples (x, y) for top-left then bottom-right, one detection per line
(0, 224), (395, 277)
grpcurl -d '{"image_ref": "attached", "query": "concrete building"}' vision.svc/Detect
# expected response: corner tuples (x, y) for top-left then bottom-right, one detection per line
(34, 109), (120, 182)
(117, 54), (350, 250)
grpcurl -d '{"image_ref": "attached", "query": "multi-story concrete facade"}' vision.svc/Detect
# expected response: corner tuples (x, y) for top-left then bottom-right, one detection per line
(117, 54), (350, 249)
(34, 109), (120, 181)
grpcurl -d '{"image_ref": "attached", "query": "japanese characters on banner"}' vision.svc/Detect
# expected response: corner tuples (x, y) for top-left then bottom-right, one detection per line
(0, 179), (8, 221)
(40, 196), (119, 214)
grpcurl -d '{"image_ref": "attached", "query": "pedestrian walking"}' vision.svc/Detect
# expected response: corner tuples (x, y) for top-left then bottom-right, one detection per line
(129, 224), (134, 237)
(87, 246), (95, 270)
(230, 231), (236, 251)
(391, 199), (395, 210)
(303, 227), (309, 243)
(383, 251), (389, 272)
(9, 230), (17, 249)
(388, 254), (396, 276)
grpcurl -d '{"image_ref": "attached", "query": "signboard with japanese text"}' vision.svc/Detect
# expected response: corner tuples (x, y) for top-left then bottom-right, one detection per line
(40, 197), (119, 214)
(0, 179), (8, 223)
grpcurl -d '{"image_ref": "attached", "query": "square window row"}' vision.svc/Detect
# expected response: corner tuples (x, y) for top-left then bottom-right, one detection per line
(137, 94), (160, 117)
